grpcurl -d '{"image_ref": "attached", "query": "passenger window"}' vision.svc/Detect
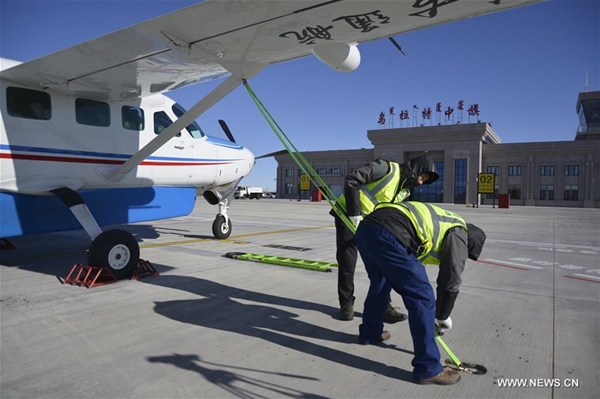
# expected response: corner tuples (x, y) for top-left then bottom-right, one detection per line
(172, 103), (205, 138)
(122, 106), (144, 131)
(153, 111), (180, 137)
(6, 87), (52, 120)
(76, 98), (110, 127)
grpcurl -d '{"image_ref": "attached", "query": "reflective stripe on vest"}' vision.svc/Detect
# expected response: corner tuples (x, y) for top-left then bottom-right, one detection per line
(375, 202), (467, 264)
(336, 162), (404, 217)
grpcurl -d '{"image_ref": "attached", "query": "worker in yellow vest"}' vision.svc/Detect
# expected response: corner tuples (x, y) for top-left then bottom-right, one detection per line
(332, 155), (439, 321)
(355, 201), (486, 385)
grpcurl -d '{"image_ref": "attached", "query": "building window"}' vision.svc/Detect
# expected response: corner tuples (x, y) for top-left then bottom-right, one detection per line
(564, 185), (579, 201)
(454, 159), (467, 204)
(508, 185), (521, 200)
(285, 169), (293, 177)
(317, 168), (326, 175)
(485, 165), (500, 199)
(7, 87), (52, 120)
(486, 166), (500, 176)
(76, 98), (110, 127)
(564, 165), (579, 176)
(122, 106), (144, 131)
(285, 183), (293, 195)
(508, 166), (522, 176)
(330, 167), (341, 175)
(540, 165), (555, 176)
(540, 185), (554, 200)
(413, 161), (444, 203)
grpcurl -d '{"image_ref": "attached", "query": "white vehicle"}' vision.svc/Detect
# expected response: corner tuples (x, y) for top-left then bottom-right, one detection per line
(0, 0), (539, 278)
(235, 186), (263, 199)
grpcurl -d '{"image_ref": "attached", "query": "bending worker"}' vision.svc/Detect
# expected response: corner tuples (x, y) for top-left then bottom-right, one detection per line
(332, 155), (439, 321)
(355, 201), (486, 385)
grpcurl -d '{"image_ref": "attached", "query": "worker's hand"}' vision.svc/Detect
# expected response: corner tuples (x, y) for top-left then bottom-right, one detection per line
(435, 317), (452, 335)
(350, 215), (361, 228)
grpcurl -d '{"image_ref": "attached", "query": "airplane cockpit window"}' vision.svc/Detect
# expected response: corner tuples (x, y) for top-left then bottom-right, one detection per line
(172, 103), (205, 138)
(122, 106), (145, 131)
(154, 111), (181, 137)
(6, 87), (51, 120)
(76, 98), (110, 127)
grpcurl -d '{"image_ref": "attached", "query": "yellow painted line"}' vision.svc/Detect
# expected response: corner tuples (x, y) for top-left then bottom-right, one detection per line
(141, 238), (249, 248)
(3, 224), (334, 264)
(230, 224), (333, 239)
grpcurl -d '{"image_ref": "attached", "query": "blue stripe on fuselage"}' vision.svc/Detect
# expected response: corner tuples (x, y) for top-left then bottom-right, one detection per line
(205, 136), (244, 149)
(0, 144), (242, 162)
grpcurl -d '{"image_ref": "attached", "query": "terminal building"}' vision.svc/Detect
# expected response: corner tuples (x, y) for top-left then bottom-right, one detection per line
(275, 91), (600, 208)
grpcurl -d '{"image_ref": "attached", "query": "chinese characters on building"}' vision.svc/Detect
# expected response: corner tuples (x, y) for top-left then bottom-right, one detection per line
(377, 101), (480, 128)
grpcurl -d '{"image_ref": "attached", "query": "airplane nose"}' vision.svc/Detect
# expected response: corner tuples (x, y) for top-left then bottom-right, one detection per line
(243, 147), (255, 174)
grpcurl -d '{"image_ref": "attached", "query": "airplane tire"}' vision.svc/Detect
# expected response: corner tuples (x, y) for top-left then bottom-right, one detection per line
(87, 229), (140, 279)
(212, 215), (232, 239)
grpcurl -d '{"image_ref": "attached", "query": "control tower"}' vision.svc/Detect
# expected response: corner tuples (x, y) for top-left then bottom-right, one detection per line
(575, 91), (600, 140)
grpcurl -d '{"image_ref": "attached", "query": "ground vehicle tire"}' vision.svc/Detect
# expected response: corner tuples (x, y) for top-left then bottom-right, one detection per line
(87, 229), (140, 279)
(212, 215), (232, 239)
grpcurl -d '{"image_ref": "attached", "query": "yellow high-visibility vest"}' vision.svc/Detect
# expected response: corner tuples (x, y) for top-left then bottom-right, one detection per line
(337, 161), (409, 217)
(375, 201), (467, 265)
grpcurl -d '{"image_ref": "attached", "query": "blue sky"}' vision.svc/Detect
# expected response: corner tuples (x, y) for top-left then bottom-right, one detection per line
(1, 0), (598, 191)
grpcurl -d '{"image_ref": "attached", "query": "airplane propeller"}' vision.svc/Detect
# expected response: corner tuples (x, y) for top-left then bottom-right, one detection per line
(218, 119), (236, 143)
(255, 149), (288, 160)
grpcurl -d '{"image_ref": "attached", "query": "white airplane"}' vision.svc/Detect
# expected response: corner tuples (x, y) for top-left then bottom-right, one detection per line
(0, 0), (542, 278)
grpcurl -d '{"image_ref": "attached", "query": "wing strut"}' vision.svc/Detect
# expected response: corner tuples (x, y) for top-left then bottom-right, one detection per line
(103, 74), (244, 183)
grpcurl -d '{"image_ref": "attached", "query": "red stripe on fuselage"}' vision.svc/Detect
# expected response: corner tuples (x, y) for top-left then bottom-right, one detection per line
(0, 153), (230, 166)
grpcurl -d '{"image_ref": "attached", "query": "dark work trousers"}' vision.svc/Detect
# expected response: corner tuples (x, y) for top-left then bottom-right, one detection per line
(355, 222), (443, 380)
(335, 216), (395, 308)
(335, 216), (357, 307)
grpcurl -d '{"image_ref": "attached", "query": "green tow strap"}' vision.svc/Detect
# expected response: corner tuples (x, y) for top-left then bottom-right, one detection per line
(244, 80), (462, 367)
(243, 81), (356, 233)
(436, 335), (462, 366)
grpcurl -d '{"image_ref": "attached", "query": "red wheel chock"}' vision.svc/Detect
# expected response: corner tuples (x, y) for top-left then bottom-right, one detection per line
(62, 264), (118, 288)
(130, 259), (159, 280)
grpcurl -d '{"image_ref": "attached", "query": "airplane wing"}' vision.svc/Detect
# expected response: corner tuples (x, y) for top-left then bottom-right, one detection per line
(1, 0), (542, 101)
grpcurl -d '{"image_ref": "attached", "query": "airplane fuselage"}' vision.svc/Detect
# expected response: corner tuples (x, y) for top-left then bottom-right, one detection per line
(0, 72), (254, 238)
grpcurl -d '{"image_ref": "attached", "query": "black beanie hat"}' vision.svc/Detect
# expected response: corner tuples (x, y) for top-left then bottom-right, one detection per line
(467, 223), (486, 261)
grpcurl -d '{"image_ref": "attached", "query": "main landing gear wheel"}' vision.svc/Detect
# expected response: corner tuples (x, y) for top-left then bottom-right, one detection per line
(212, 215), (232, 239)
(87, 229), (140, 279)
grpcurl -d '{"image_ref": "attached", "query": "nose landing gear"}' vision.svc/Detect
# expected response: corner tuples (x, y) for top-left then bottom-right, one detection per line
(212, 198), (232, 239)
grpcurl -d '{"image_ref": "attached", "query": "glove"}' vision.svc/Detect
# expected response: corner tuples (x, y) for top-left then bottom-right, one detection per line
(435, 317), (453, 335)
(350, 215), (361, 228)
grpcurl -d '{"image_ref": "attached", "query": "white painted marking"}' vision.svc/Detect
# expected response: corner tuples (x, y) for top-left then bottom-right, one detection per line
(531, 260), (553, 266)
(510, 257), (534, 262)
(559, 264), (586, 270)
(573, 274), (600, 281)
(488, 239), (600, 251)
(485, 259), (545, 269)
(587, 269), (600, 274)
(580, 250), (599, 255)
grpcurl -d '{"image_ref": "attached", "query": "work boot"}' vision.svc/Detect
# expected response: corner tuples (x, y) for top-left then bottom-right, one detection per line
(359, 330), (391, 345)
(414, 369), (461, 385)
(383, 305), (408, 323)
(339, 304), (354, 321)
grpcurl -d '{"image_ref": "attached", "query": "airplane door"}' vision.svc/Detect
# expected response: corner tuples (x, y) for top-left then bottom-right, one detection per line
(192, 137), (218, 186)
(152, 110), (192, 184)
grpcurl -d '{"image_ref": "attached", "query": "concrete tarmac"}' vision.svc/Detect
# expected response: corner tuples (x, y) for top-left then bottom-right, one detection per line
(1, 200), (599, 399)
